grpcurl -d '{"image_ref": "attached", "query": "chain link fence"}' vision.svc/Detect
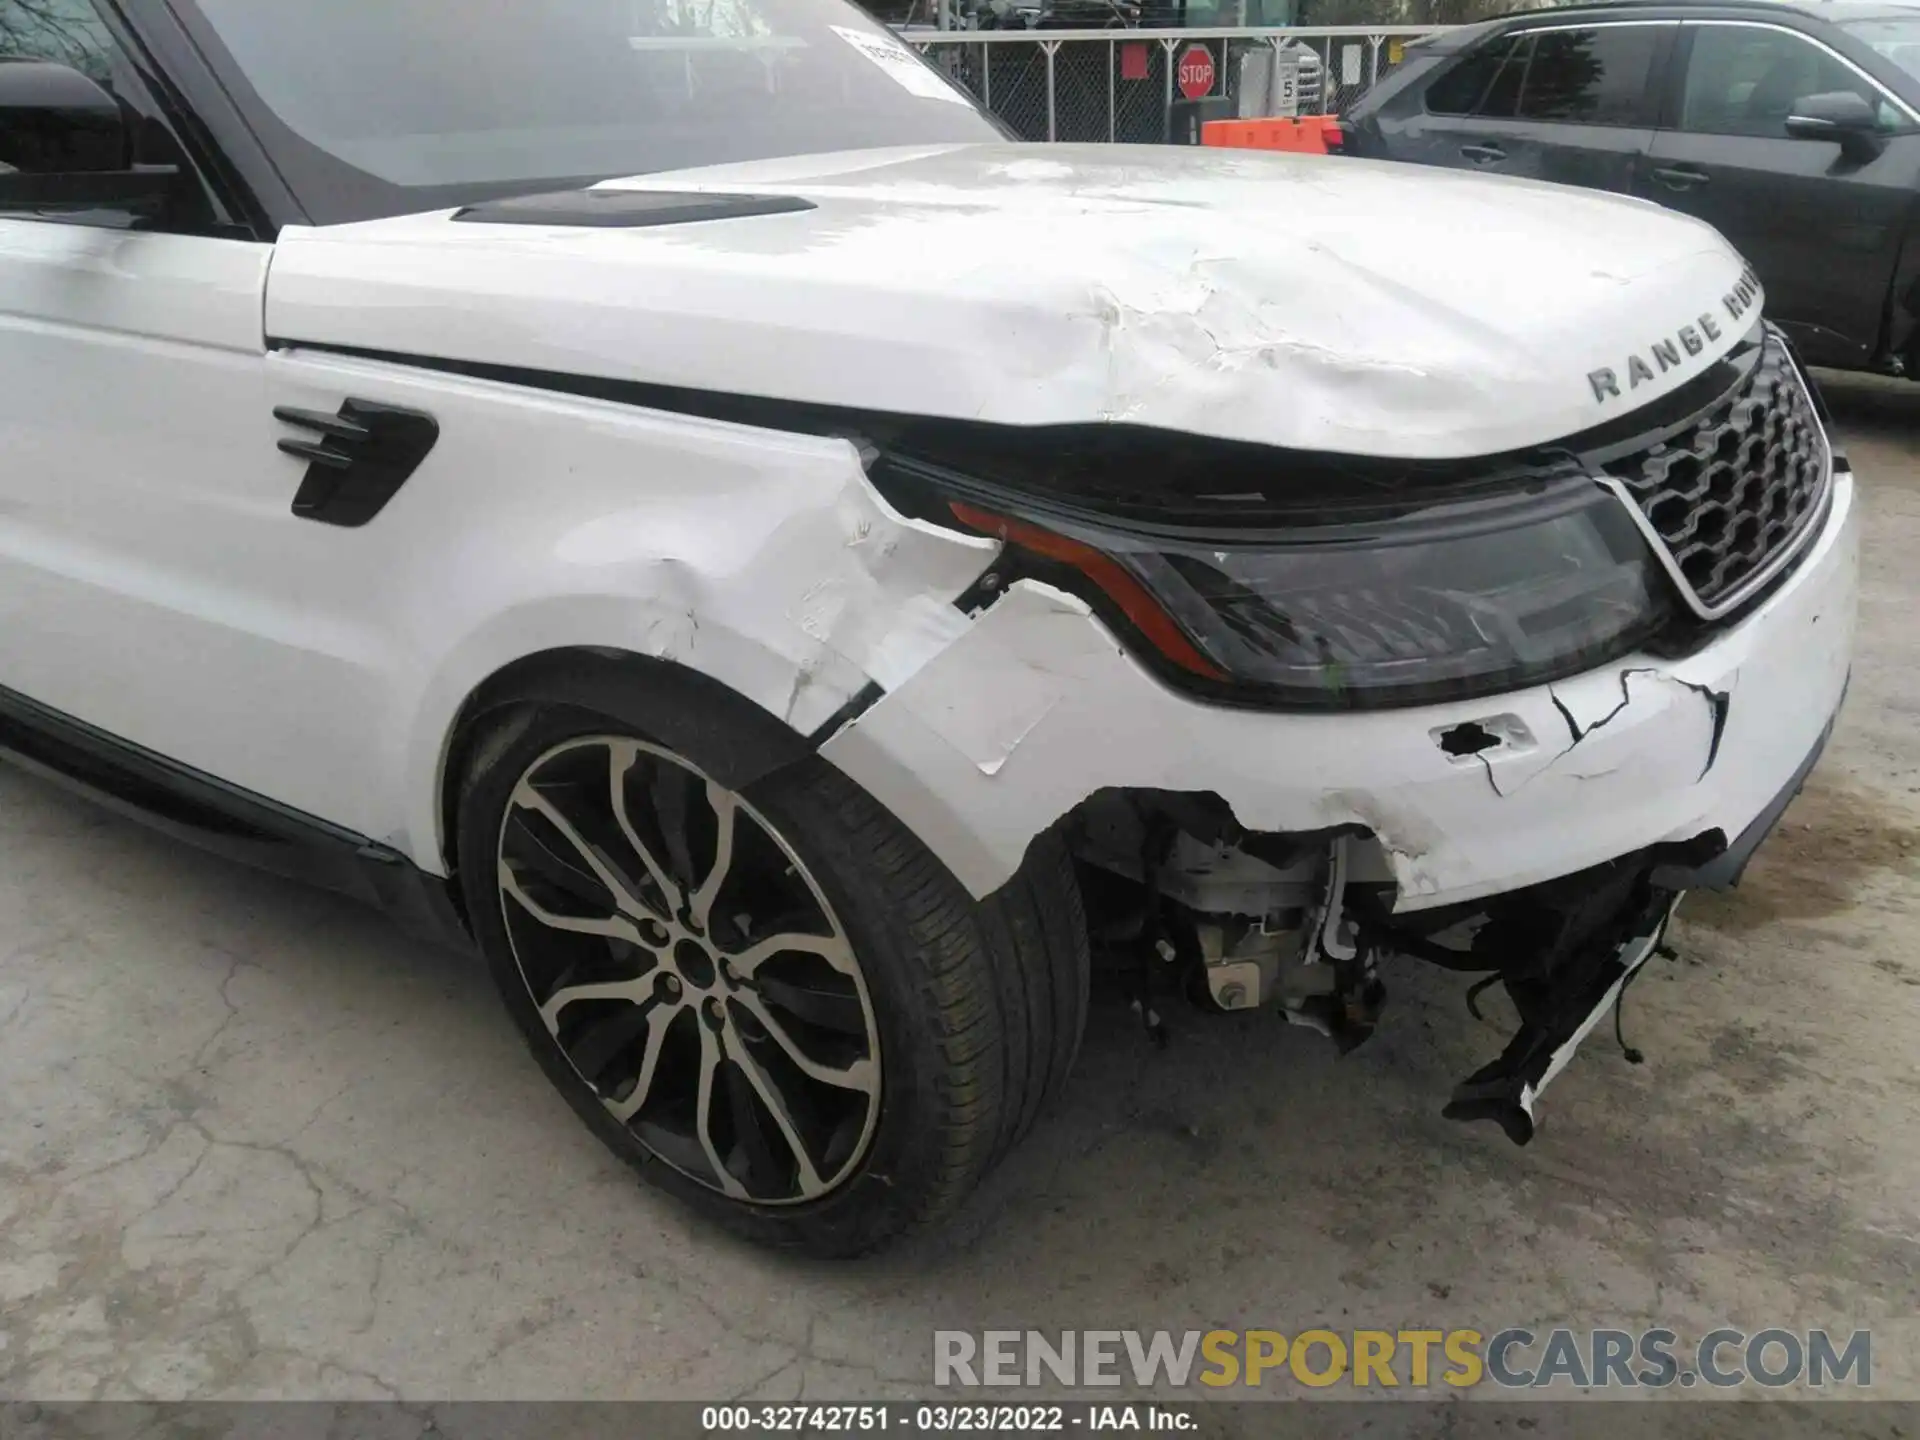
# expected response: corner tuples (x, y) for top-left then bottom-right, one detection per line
(907, 26), (1443, 142)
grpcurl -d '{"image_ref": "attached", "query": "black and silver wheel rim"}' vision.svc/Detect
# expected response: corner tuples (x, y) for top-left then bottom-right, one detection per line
(496, 736), (881, 1204)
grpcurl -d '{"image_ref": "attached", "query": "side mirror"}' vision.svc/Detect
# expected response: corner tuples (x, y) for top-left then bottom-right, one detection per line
(1785, 90), (1886, 161)
(0, 59), (178, 217)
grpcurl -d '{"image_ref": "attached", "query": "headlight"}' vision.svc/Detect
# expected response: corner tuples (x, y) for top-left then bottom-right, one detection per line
(916, 466), (1673, 711)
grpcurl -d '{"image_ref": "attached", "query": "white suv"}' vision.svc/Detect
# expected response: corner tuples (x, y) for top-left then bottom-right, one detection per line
(0, 0), (1855, 1255)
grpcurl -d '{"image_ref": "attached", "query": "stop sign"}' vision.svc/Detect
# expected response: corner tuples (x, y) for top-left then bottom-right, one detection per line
(1176, 43), (1215, 100)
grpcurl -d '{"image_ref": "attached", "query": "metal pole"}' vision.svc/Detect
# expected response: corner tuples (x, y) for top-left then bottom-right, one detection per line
(1369, 33), (1381, 88)
(1108, 39), (1116, 143)
(1161, 37), (1176, 143)
(982, 41), (990, 109)
(1044, 40), (1060, 142)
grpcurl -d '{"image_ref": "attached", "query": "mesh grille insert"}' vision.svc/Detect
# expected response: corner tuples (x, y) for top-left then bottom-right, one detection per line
(1603, 333), (1828, 609)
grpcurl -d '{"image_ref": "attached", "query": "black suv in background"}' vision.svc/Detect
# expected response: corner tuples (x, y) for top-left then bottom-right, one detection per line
(1342, 1), (1920, 374)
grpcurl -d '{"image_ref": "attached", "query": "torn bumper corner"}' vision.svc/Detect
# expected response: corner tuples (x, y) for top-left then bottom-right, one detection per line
(1440, 888), (1678, 1145)
(821, 474), (1859, 912)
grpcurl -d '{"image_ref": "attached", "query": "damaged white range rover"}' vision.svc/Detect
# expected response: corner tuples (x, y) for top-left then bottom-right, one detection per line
(0, 0), (1855, 1255)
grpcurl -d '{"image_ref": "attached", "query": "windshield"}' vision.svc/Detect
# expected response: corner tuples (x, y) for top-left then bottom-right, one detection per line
(179, 0), (1000, 224)
(1841, 17), (1920, 82)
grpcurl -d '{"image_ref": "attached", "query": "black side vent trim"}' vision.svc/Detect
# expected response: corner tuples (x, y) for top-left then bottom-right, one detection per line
(450, 189), (816, 228)
(274, 400), (440, 527)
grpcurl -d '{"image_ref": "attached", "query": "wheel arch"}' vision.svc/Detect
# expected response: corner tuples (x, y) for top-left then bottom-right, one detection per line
(419, 641), (832, 884)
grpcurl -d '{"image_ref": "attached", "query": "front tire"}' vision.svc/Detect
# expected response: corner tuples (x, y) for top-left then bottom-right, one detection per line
(454, 664), (1085, 1256)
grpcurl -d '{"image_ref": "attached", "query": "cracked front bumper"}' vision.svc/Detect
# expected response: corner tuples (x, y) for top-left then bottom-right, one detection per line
(822, 473), (1858, 912)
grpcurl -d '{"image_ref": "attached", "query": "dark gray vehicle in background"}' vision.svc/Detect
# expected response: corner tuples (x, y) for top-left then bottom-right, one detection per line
(1342, 0), (1920, 374)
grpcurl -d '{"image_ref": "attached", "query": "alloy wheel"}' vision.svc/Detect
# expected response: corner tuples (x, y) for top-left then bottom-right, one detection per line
(495, 736), (881, 1203)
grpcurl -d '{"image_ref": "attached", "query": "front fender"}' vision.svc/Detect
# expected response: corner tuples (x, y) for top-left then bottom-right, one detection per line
(281, 359), (1010, 877)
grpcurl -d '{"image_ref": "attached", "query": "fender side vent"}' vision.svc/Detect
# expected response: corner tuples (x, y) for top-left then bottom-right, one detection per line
(450, 189), (816, 228)
(274, 400), (440, 528)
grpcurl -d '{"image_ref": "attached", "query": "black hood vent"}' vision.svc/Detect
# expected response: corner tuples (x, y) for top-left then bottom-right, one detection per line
(451, 189), (815, 228)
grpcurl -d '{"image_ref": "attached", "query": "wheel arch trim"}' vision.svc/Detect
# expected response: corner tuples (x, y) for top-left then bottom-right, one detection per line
(404, 610), (856, 883)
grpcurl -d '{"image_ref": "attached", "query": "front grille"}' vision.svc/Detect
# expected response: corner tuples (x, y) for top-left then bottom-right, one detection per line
(1602, 332), (1829, 611)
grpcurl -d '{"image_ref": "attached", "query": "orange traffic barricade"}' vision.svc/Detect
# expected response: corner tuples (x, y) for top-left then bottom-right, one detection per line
(1201, 115), (1342, 155)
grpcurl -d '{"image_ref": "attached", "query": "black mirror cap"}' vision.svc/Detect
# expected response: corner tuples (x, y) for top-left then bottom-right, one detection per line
(1785, 90), (1881, 137)
(0, 58), (128, 174)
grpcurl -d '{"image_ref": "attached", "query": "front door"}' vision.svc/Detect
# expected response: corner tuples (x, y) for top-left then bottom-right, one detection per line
(1636, 20), (1920, 367)
(0, 1), (393, 838)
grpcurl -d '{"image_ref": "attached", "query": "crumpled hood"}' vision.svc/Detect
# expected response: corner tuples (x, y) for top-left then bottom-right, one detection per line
(268, 143), (1755, 460)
